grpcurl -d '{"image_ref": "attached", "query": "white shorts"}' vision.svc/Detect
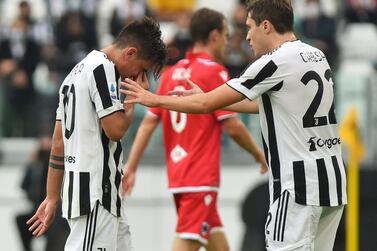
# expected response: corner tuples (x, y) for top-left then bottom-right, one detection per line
(65, 201), (132, 251)
(265, 190), (344, 251)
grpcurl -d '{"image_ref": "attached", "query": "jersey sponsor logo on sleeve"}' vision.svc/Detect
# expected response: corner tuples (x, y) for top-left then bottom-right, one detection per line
(110, 84), (117, 100)
(307, 136), (341, 152)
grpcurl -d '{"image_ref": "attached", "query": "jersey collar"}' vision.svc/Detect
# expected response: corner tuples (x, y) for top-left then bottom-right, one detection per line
(185, 51), (214, 61)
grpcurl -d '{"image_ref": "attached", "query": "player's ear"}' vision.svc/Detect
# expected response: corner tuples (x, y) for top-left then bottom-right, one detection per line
(123, 47), (138, 60)
(209, 29), (220, 43)
(262, 20), (272, 34)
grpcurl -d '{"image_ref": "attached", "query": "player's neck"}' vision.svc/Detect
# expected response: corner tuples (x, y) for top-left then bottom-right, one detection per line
(191, 43), (215, 59)
(269, 32), (297, 52)
(101, 45), (118, 64)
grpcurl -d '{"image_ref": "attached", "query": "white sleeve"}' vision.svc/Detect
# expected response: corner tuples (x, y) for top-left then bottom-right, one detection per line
(56, 86), (63, 121)
(227, 57), (283, 100)
(88, 63), (124, 119)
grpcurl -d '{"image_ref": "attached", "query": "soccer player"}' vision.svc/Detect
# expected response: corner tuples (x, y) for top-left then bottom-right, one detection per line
(26, 17), (167, 250)
(121, 1), (347, 250)
(122, 8), (267, 251)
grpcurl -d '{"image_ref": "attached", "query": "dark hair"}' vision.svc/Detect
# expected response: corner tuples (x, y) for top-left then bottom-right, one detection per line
(247, 0), (294, 34)
(190, 8), (225, 44)
(19, 1), (30, 8)
(113, 17), (167, 77)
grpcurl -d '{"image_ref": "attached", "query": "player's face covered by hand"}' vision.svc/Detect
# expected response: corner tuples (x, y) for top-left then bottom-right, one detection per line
(118, 47), (153, 79)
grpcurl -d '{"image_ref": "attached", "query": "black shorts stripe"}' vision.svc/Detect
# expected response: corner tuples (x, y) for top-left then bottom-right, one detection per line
(67, 171), (74, 219)
(86, 205), (95, 251)
(331, 156), (343, 205)
(101, 130), (112, 211)
(94, 64), (112, 109)
(114, 142), (122, 216)
(280, 192), (290, 242)
(82, 213), (91, 251)
(241, 60), (278, 90)
(79, 172), (91, 216)
(293, 161), (307, 205)
(273, 195), (282, 241)
(276, 192), (285, 241)
(89, 202), (100, 251)
(317, 158), (330, 206)
(262, 94), (281, 202)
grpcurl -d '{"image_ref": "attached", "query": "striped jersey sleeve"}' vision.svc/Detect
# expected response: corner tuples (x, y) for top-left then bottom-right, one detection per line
(89, 62), (123, 119)
(227, 57), (281, 100)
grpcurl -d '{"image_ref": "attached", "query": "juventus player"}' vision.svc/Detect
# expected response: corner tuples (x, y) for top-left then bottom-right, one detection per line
(27, 17), (166, 250)
(122, 8), (267, 251)
(121, 1), (347, 250)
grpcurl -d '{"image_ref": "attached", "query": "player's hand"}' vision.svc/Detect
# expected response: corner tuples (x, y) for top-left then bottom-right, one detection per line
(122, 167), (136, 196)
(120, 78), (160, 107)
(259, 160), (268, 174)
(167, 79), (204, 96)
(26, 198), (58, 237)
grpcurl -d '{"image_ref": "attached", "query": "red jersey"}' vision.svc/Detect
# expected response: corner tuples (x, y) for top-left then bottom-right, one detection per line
(149, 52), (236, 192)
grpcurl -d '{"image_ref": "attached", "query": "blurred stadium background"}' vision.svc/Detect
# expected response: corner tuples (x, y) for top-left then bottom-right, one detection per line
(0, 0), (376, 250)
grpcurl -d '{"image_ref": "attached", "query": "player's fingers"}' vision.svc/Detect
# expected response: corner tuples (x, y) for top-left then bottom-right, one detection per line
(28, 218), (41, 231)
(26, 214), (38, 225)
(36, 226), (48, 237)
(33, 223), (45, 236)
(167, 90), (183, 96)
(121, 90), (139, 98)
(124, 98), (139, 105)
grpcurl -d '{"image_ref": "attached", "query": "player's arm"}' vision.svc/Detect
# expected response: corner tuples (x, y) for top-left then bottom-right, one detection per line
(121, 79), (244, 114)
(101, 73), (148, 141)
(122, 114), (160, 195)
(223, 99), (259, 113)
(222, 117), (268, 174)
(167, 79), (259, 114)
(101, 100), (134, 141)
(27, 121), (65, 236)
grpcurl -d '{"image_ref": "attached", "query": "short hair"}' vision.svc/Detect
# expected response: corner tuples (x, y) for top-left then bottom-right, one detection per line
(190, 8), (225, 44)
(113, 17), (167, 77)
(246, 0), (294, 34)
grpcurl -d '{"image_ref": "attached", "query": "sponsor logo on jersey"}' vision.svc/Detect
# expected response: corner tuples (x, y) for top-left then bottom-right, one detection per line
(110, 84), (117, 100)
(65, 155), (76, 163)
(307, 136), (341, 151)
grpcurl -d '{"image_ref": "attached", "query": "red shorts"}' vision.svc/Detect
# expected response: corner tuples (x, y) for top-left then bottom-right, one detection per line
(173, 191), (223, 244)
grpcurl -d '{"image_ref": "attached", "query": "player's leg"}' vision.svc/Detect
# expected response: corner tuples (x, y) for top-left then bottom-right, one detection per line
(65, 201), (119, 251)
(205, 230), (230, 251)
(117, 199), (133, 250)
(313, 205), (344, 251)
(265, 190), (322, 251)
(172, 237), (202, 251)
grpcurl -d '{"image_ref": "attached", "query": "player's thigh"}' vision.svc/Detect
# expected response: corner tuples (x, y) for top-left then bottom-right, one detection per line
(205, 231), (229, 251)
(172, 237), (202, 251)
(265, 190), (321, 251)
(65, 202), (119, 251)
(314, 206), (344, 251)
(174, 192), (223, 245)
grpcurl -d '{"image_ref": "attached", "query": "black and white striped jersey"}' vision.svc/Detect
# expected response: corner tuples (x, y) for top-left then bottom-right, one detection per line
(227, 40), (347, 207)
(56, 50), (124, 219)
